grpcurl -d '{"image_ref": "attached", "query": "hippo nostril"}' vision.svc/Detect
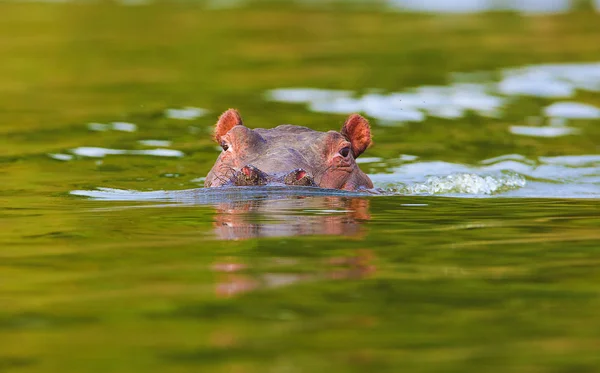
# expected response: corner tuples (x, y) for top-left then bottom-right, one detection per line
(233, 165), (267, 186)
(241, 165), (257, 177)
(284, 169), (315, 187)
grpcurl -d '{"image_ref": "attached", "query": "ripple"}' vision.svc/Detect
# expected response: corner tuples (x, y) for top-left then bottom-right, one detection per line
(7, 0), (600, 14)
(543, 102), (600, 119)
(71, 187), (173, 201)
(192, 0), (599, 14)
(403, 172), (527, 195)
(388, 0), (573, 14)
(498, 70), (574, 98)
(267, 88), (352, 104)
(112, 122), (137, 132)
(538, 155), (600, 166)
(164, 107), (207, 120)
(509, 125), (579, 137)
(47, 153), (74, 161)
(266, 62), (600, 125)
(87, 122), (137, 132)
(502, 63), (600, 94)
(138, 139), (172, 147)
(371, 154), (599, 198)
(480, 154), (531, 165)
(87, 123), (109, 132)
(356, 157), (384, 164)
(269, 84), (505, 123)
(70, 186), (367, 203)
(70, 147), (184, 158)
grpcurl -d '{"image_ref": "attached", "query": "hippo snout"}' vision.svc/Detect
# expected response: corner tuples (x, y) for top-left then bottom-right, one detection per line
(283, 169), (316, 187)
(229, 165), (316, 187)
(231, 165), (268, 186)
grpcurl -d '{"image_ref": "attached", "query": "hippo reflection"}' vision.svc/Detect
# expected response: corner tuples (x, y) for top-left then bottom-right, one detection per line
(205, 109), (373, 190)
(213, 250), (376, 298)
(213, 196), (370, 240)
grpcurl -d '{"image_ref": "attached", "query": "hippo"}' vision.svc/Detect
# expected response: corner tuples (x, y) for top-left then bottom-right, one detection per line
(204, 109), (374, 191)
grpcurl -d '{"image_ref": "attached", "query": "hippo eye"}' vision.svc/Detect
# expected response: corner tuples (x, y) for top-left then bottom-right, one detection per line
(340, 146), (351, 158)
(221, 143), (229, 151)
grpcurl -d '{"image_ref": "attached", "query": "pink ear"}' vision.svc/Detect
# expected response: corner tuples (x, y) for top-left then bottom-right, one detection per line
(340, 114), (372, 158)
(214, 109), (243, 143)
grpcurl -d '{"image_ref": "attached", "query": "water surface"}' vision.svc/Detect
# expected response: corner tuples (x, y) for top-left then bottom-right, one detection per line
(2, 2), (600, 372)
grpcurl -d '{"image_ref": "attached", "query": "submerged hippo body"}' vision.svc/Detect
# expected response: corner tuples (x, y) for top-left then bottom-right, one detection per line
(205, 109), (374, 191)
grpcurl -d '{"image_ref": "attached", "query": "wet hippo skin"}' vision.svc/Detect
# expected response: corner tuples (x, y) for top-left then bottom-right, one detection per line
(205, 109), (374, 191)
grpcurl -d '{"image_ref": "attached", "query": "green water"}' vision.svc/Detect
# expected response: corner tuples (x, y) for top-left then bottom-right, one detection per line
(2, 2), (600, 372)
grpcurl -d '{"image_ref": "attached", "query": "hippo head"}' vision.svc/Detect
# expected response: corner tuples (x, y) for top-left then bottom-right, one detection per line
(204, 109), (374, 191)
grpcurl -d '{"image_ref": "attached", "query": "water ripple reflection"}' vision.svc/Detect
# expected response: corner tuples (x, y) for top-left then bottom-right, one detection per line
(370, 154), (600, 198)
(267, 62), (600, 130)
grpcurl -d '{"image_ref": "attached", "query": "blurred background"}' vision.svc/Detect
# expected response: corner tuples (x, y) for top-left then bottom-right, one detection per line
(2, 1), (600, 372)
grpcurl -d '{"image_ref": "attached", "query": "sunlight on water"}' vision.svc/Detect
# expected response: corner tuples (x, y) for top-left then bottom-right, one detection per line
(543, 102), (600, 119)
(539, 154), (600, 166)
(509, 125), (579, 137)
(368, 154), (600, 198)
(50, 118), (184, 159)
(356, 157), (384, 164)
(138, 139), (172, 147)
(170, 0), (599, 14)
(268, 88), (352, 104)
(8, 0), (600, 14)
(70, 146), (184, 158)
(389, 0), (573, 14)
(370, 164), (526, 196)
(502, 63), (600, 94)
(267, 62), (600, 127)
(87, 121), (137, 132)
(395, 172), (526, 195)
(164, 107), (207, 120)
(48, 153), (75, 161)
(268, 84), (503, 123)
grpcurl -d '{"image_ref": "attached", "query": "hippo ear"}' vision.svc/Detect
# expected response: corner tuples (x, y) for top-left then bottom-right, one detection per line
(214, 109), (244, 143)
(340, 114), (372, 158)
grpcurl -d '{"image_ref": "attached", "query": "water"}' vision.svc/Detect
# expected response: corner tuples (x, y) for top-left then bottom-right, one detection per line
(2, 2), (600, 372)
(7, 0), (600, 13)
